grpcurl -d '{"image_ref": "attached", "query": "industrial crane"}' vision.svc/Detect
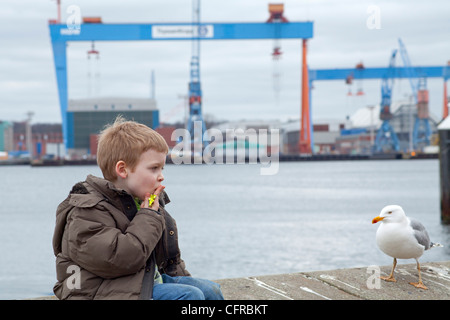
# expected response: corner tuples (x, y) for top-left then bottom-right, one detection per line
(186, 0), (208, 147)
(443, 61), (450, 120)
(374, 49), (400, 152)
(398, 38), (431, 150)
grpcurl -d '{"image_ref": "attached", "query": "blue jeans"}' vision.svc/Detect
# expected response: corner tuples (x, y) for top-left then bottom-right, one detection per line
(153, 274), (224, 300)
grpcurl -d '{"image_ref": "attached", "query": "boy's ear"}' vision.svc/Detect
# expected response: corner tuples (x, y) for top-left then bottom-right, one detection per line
(115, 160), (128, 179)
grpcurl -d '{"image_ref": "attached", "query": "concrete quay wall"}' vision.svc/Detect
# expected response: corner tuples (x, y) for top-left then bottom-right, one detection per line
(28, 261), (450, 300)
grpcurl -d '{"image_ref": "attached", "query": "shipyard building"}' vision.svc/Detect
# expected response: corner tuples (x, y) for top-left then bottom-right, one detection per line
(67, 97), (159, 158)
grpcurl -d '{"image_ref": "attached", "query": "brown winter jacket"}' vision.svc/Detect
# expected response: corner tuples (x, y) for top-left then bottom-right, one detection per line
(52, 174), (190, 300)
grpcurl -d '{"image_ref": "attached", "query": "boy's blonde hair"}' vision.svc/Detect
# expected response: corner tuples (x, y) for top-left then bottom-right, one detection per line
(97, 116), (169, 181)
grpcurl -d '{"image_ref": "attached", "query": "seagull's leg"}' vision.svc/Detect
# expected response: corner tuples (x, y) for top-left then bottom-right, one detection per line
(409, 259), (428, 290)
(380, 258), (397, 282)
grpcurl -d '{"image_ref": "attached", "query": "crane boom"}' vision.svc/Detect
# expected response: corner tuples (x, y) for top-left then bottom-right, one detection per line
(398, 38), (419, 103)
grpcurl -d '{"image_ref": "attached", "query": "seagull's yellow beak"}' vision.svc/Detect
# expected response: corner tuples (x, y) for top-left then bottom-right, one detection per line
(372, 216), (384, 224)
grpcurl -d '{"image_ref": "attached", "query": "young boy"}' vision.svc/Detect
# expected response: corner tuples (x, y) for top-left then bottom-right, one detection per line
(52, 117), (224, 300)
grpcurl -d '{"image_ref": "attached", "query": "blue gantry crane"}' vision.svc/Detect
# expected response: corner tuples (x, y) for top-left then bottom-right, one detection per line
(48, 8), (313, 153)
(374, 49), (400, 152)
(49, 3), (447, 155)
(309, 60), (448, 154)
(398, 38), (432, 149)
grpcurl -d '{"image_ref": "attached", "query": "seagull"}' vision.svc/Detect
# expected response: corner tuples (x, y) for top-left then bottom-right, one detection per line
(372, 205), (443, 290)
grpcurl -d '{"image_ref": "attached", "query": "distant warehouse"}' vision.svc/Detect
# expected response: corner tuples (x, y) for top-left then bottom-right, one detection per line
(67, 97), (159, 158)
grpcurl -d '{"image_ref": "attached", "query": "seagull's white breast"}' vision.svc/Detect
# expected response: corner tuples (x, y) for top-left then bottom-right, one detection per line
(376, 220), (425, 259)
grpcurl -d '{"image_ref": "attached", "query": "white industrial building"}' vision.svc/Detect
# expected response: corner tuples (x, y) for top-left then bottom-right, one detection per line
(346, 100), (440, 152)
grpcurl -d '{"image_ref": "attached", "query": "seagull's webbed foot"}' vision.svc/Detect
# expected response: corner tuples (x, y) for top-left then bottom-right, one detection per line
(409, 281), (428, 290)
(380, 275), (397, 282)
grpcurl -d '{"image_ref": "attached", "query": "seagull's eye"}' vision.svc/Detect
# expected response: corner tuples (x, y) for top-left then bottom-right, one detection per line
(388, 211), (392, 214)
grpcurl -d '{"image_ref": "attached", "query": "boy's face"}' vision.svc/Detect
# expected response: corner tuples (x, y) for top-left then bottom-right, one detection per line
(124, 149), (166, 201)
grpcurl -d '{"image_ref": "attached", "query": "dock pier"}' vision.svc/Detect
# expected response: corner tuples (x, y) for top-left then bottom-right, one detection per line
(28, 261), (450, 300)
(216, 261), (450, 300)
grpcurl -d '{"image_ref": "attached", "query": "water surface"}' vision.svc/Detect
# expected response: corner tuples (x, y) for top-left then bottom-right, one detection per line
(0, 159), (448, 299)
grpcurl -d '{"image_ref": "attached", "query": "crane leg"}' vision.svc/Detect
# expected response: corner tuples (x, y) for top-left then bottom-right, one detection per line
(380, 258), (397, 282)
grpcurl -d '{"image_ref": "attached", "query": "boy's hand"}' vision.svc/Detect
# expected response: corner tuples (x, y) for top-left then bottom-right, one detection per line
(141, 185), (165, 211)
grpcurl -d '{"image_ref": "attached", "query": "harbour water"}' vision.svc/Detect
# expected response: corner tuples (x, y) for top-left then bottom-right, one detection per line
(0, 159), (449, 299)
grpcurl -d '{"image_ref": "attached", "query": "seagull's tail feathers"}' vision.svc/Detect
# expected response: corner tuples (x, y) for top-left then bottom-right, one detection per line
(430, 242), (444, 249)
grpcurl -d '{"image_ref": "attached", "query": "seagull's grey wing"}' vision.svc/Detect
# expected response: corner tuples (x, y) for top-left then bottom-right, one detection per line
(410, 218), (431, 250)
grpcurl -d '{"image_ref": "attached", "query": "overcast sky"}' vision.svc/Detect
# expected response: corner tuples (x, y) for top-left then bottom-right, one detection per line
(1, 0), (449, 125)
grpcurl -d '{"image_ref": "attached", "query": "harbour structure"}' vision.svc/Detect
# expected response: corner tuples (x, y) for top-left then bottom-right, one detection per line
(338, 101), (440, 154)
(186, 0), (206, 148)
(280, 119), (346, 155)
(309, 39), (449, 154)
(67, 97), (158, 158)
(48, 3), (313, 157)
(374, 49), (400, 152)
(398, 39), (431, 150)
(48, 3), (449, 156)
(438, 116), (450, 222)
(278, 99), (440, 155)
(0, 121), (13, 154)
(5, 122), (63, 160)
